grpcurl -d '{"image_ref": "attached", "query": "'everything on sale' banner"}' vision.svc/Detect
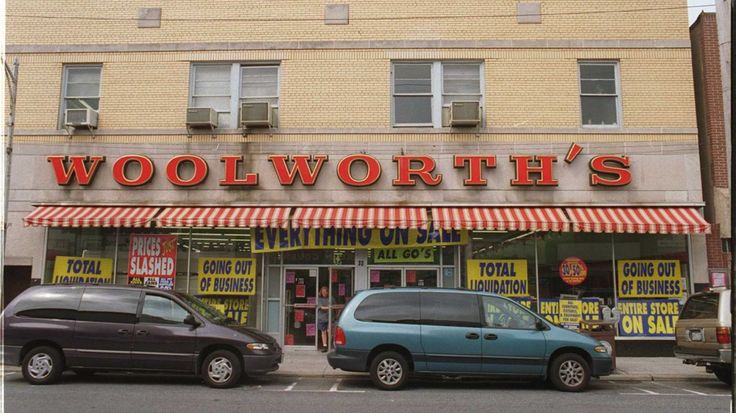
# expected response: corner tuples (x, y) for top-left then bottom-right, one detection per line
(197, 258), (257, 296)
(617, 260), (682, 298)
(617, 299), (680, 337)
(251, 227), (468, 253)
(52, 256), (112, 284)
(466, 259), (528, 297)
(128, 234), (178, 290)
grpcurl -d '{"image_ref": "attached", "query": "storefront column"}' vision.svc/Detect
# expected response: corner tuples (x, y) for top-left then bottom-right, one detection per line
(112, 228), (119, 284)
(354, 249), (368, 290)
(688, 234), (709, 291)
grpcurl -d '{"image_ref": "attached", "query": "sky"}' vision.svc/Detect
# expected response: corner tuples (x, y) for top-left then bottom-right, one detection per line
(688, 0), (716, 24)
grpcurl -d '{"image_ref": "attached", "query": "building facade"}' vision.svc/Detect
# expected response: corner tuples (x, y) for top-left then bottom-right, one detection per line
(5, 1), (710, 353)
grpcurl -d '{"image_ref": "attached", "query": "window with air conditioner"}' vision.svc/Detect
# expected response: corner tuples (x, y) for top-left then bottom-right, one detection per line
(189, 63), (280, 129)
(579, 61), (622, 127)
(392, 61), (483, 128)
(60, 65), (101, 128)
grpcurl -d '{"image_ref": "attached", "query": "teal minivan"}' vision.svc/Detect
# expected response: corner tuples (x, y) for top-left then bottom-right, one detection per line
(327, 288), (612, 391)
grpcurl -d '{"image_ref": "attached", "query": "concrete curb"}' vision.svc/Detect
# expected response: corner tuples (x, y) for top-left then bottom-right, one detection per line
(272, 371), (718, 382)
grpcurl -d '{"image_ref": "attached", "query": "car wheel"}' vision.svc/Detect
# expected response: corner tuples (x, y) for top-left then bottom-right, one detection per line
(713, 365), (732, 385)
(21, 346), (64, 385)
(201, 350), (242, 388)
(549, 353), (591, 392)
(370, 351), (409, 390)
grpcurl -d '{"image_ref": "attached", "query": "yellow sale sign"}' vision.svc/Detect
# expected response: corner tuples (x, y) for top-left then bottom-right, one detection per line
(197, 258), (256, 296)
(617, 260), (682, 298)
(466, 259), (528, 297)
(52, 256), (113, 284)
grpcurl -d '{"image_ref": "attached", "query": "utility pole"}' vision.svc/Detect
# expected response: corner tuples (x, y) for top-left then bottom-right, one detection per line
(2, 58), (19, 266)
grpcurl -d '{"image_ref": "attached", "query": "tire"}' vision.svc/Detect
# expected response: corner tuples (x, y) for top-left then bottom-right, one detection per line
(549, 353), (591, 392)
(369, 351), (409, 390)
(201, 350), (242, 388)
(713, 365), (733, 385)
(72, 369), (96, 378)
(21, 346), (64, 385)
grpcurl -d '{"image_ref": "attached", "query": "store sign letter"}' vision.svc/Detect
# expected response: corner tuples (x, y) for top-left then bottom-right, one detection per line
(47, 155), (105, 186)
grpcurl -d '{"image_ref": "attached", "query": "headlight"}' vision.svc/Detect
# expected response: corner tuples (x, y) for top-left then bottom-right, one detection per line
(594, 345), (607, 353)
(246, 343), (270, 351)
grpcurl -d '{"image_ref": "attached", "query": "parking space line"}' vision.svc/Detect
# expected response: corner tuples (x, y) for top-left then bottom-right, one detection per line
(632, 387), (659, 395)
(284, 381), (298, 391)
(651, 381), (709, 396)
(329, 378), (342, 392)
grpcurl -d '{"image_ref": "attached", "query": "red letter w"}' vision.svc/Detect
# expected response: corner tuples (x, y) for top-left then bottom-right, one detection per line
(268, 155), (328, 186)
(47, 155), (106, 186)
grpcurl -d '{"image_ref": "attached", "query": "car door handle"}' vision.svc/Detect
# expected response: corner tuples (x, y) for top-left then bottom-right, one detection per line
(484, 333), (498, 340)
(465, 332), (480, 340)
(135, 330), (149, 336)
(117, 329), (130, 336)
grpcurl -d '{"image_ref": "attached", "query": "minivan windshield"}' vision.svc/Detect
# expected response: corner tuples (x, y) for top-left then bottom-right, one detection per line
(175, 293), (232, 325)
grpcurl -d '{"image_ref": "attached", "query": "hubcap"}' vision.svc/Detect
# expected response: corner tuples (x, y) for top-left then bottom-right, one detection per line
(376, 358), (403, 385)
(558, 359), (584, 387)
(28, 353), (53, 380)
(208, 356), (233, 383)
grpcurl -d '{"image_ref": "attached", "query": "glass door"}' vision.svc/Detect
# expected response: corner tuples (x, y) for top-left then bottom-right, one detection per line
(284, 268), (318, 347)
(369, 268), (402, 288)
(321, 267), (354, 351)
(405, 268), (438, 287)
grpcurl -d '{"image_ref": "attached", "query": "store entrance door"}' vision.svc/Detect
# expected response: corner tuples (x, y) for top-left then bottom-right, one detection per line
(369, 268), (439, 288)
(283, 267), (354, 349)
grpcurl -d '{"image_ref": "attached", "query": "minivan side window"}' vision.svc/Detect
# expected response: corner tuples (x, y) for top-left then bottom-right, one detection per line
(680, 293), (719, 320)
(481, 296), (537, 329)
(420, 292), (480, 327)
(354, 292), (420, 324)
(140, 294), (190, 325)
(13, 286), (84, 320)
(77, 289), (141, 324)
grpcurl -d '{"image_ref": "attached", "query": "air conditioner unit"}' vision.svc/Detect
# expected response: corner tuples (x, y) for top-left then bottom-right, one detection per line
(186, 107), (218, 128)
(65, 108), (98, 128)
(240, 102), (272, 128)
(449, 101), (481, 127)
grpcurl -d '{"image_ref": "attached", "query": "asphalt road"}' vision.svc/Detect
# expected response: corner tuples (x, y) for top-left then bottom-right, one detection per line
(2, 370), (731, 413)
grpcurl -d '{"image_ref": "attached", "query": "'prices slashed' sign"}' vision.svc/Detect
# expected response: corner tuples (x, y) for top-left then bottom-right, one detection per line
(128, 234), (177, 290)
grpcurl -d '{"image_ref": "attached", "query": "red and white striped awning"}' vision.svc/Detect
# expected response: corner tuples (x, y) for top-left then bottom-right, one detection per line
(431, 208), (569, 232)
(291, 207), (428, 229)
(566, 207), (711, 234)
(23, 206), (160, 228)
(156, 207), (291, 228)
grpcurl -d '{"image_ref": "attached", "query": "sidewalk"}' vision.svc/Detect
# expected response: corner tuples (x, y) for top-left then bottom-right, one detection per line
(278, 348), (717, 382)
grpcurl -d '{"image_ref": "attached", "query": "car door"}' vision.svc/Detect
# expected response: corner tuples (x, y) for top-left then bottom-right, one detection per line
(479, 295), (547, 376)
(132, 293), (198, 372)
(71, 288), (141, 369)
(419, 292), (482, 373)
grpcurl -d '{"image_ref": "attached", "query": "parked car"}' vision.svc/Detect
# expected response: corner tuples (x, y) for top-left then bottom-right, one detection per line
(2, 284), (281, 388)
(327, 288), (612, 391)
(674, 288), (732, 385)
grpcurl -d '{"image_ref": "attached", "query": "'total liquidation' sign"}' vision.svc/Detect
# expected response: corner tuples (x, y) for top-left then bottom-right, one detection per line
(617, 260), (682, 298)
(52, 256), (113, 284)
(128, 234), (177, 290)
(197, 258), (257, 296)
(466, 259), (528, 297)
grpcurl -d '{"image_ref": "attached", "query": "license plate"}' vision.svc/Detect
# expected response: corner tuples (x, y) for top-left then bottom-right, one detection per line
(688, 329), (704, 342)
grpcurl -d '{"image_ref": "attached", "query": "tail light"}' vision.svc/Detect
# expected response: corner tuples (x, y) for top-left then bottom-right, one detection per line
(716, 327), (731, 344)
(334, 326), (346, 346)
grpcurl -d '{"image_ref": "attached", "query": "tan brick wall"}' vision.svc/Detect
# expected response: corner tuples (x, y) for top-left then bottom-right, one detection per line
(7, 48), (696, 130)
(7, 1), (690, 45)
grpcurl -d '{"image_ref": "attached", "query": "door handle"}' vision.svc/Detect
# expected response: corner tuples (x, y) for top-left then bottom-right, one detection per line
(135, 330), (149, 336)
(117, 329), (130, 336)
(484, 333), (498, 340)
(465, 332), (480, 340)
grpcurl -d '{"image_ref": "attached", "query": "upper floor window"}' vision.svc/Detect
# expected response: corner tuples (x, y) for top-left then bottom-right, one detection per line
(190, 63), (279, 129)
(392, 61), (483, 128)
(60, 65), (101, 126)
(579, 61), (621, 127)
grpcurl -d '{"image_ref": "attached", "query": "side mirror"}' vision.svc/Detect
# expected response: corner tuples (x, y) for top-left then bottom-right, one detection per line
(184, 314), (201, 328)
(535, 319), (547, 331)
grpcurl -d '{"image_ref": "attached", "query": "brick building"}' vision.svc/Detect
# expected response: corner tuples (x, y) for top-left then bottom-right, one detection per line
(690, 12), (732, 285)
(4, 1), (711, 353)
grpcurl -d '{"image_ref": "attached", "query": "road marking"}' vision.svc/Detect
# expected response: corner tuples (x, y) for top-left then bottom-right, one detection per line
(263, 389), (366, 394)
(329, 378), (342, 392)
(651, 382), (709, 396)
(284, 381), (298, 391)
(620, 392), (730, 397)
(632, 387), (659, 395)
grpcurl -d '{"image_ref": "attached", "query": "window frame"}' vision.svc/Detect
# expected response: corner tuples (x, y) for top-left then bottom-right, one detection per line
(189, 62), (280, 129)
(480, 295), (540, 331)
(139, 293), (193, 325)
(391, 61), (484, 128)
(578, 60), (622, 128)
(419, 291), (482, 328)
(59, 64), (102, 129)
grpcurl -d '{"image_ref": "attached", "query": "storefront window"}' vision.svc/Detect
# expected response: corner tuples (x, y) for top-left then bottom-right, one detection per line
(283, 249), (355, 266)
(469, 231), (538, 311)
(613, 234), (689, 338)
(44, 228), (117, 284)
